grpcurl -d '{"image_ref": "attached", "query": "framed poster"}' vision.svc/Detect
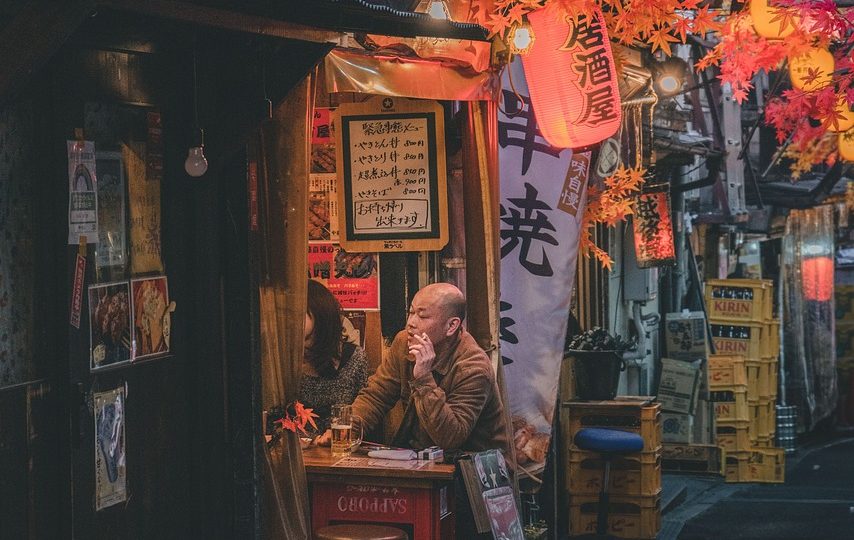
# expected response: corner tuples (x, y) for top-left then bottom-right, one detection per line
(88, 282), (132, 371)
(130, 276), (171, 359)
(334, 97), (448, 252)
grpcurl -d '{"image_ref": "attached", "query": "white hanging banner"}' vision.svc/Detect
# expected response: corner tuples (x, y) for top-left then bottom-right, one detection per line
(498, 58), (587, 471)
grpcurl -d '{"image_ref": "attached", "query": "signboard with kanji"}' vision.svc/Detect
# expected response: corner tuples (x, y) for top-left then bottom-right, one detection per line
(334, 97), (448, 252)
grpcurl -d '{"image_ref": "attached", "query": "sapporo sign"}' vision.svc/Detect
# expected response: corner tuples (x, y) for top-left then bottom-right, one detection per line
(334, 97), (448, 252)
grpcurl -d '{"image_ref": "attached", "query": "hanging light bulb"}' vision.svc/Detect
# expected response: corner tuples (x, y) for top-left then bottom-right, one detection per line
(185, 37), (208, 178)
(508, 21), (535, 55)
(185, 127), (208, 177)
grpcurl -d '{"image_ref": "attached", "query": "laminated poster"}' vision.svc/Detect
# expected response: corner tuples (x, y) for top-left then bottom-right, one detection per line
(130, 276), (173, 359)
(308, 242), (379, 310)
(67, 140), (98, 245)
(88, 281), (132, 371)
(95, 151), (127, 270)
(94, 386), (127, 511)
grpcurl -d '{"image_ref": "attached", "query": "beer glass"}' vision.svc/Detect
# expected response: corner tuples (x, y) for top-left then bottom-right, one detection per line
(330, 404), (363, 456)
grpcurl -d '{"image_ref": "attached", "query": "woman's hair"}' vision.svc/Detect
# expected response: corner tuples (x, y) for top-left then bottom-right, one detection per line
(306, 280), (343, 378)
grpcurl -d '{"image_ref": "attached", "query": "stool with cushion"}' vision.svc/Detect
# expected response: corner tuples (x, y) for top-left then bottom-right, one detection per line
(572, 427), (644, 539)
(315, 524), (408, 540)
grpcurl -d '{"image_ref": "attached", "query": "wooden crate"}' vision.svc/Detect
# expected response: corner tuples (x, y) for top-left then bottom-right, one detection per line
(705, 279), (773, 322)
(567, 448), (662, 497)
(746, 448), (785, 483)
(661, 443), (725, 475)
(562, 398), (662, 454)
(710, 321), (764, 359)
(569, 492), (661, 540)
(708, 354), (748, 387)
(710, 386), (749, 422)
(716, 420), (752, 452)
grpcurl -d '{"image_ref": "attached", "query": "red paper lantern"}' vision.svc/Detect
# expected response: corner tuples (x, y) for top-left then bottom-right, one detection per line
(801, 256), (833, 302)
(521, 8), (621, 149)
(632, 184), (676, 268)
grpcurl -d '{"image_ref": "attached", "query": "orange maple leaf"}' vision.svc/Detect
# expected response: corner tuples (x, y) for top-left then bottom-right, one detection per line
(506, 3), (528, 26)
(648, 26), (679, 56)
(486, 11), (513, 38)
(691, 6), (722, 36)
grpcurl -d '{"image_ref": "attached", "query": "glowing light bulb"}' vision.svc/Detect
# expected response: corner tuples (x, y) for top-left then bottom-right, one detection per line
(185, 145), (208, 177)
(513, 27), (532, 51)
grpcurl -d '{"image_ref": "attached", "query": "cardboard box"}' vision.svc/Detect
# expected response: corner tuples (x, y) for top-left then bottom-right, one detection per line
(657, 358), (701, 415)
(665, 312), (709, 360)
(661, 412), (693, 444)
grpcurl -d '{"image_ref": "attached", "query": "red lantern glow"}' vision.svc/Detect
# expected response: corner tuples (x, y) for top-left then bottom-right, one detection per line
(521, 8), (621, 149)
(633, 184), (676, 268)
(801, 256), (833, 301)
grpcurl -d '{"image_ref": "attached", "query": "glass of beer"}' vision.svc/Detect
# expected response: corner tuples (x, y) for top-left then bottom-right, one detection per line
(330, 404), (362, 457)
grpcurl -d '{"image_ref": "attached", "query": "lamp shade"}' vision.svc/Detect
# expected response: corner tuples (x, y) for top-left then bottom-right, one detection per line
(839, 129), (854, 161)
(749, 0), (798, 40)
(521, 7), (621, 149)
(827, 95), (854, 133)
(802, 256), (833, 302)
(632, 184), (676, 268)
(788, 47), (834, 92)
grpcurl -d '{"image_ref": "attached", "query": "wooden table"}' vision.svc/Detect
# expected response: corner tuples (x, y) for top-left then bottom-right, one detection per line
(303, 446), (456, 540)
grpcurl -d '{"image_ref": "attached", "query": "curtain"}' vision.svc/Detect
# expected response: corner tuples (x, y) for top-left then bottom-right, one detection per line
(782, 205), (838, 431)
(258, 71), (316, 540)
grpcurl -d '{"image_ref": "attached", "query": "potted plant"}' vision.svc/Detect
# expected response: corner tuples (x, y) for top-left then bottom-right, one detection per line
(565, 327), (633, 401)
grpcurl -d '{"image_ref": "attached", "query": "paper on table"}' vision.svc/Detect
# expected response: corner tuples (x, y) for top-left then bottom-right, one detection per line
(367, 449), (417, 461)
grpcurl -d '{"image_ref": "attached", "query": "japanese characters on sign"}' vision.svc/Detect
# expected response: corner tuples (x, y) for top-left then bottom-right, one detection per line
(335, 97), (448, 252)
(522, 7), (621, 148)
(308, 242), (380, 310)
(633, 184), (676, 268)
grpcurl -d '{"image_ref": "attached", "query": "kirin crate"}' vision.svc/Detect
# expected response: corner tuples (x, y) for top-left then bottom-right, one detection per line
(710, 321), (764, 359)
(567, 448), (662, 497)
(561, 399), (662, 454)
(705, 279), (773, 322)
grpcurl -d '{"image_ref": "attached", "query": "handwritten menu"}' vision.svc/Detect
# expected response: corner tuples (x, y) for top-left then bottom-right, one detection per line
(335, 98), (448, 252)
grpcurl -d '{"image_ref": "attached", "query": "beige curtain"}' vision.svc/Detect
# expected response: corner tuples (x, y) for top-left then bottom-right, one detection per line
(258, 71), (316, 540)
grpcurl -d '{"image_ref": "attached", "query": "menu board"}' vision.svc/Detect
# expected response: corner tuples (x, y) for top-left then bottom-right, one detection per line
(334, 97), (448, 252)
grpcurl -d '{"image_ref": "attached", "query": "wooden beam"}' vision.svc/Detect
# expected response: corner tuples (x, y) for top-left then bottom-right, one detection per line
(0, 0), (95, 107)
(96, 0), (342, 44)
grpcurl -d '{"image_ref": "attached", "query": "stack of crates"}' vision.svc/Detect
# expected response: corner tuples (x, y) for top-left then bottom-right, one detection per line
(561, 398), (662, 539)
(706, 279), (784, 483)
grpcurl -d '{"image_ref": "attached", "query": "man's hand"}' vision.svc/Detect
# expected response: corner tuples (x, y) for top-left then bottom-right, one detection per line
(409, 332), (436, 379)
(314, 429), (332, 446)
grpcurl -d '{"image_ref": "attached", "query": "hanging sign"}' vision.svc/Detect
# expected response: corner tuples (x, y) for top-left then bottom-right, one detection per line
(521, 7), (621, 149)
(308, 242), (380, 311)
(633, 183), (676, 268)
(70, 245), (86, 329)
(334, 97), (448, 252)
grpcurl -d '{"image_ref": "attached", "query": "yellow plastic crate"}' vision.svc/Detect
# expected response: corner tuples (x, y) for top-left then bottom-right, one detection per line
(706, 279), (773, 322)
(709, 354), (748, 387)
(710, 321), (764, 359)
(760, 357), (779, 399)
(568, 448), (662, 497)
(716, 420), (752, 452)
(562, 400), (662, 454)
(724, 451), (750, 483)
(745, 359), (762, 399)
(762, 320), (780, 357)
(755, 435), (774, 448)
(569, 492), (661, 540)
(745, 448), (785, 483)
(711, 386), (749, 422)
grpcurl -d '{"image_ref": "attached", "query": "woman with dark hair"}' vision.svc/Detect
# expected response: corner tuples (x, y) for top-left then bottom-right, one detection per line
(298, 280), (368, 435)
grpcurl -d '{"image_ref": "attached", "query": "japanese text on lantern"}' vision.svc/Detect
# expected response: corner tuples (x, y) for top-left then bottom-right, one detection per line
(348, 117), (432, 233)
(561, 13), (618, 127)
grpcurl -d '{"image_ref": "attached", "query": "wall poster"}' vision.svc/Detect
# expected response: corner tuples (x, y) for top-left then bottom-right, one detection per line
(308, 242), (379, 310)
(130, 276), (172, 359)
(334, 97), (448, 252)
(95, 151), (127, 271)
(67, 140), (98, 245)
(88, 281), (132, 371)
(94, 386), (127, 511)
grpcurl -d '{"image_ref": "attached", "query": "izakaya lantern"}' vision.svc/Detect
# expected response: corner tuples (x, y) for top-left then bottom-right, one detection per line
(827, 96), (854, 133)
(749, 0), (798, 40)
(788, 47), (834, 92)
(801, 256), (833, 302)
(632, 184), (676, 268)
(521, 7), (621, 149)
(838, 129), (854, 161)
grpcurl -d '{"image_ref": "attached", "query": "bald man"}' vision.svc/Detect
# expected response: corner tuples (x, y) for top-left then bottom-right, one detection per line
(331, 282), (510, 455)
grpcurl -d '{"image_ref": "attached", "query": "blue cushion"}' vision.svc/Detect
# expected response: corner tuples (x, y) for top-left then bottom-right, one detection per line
(573, 427), (644, 453)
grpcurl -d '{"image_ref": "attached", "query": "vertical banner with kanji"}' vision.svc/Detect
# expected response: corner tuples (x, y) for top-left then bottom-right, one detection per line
(499, 58), (587, 472)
